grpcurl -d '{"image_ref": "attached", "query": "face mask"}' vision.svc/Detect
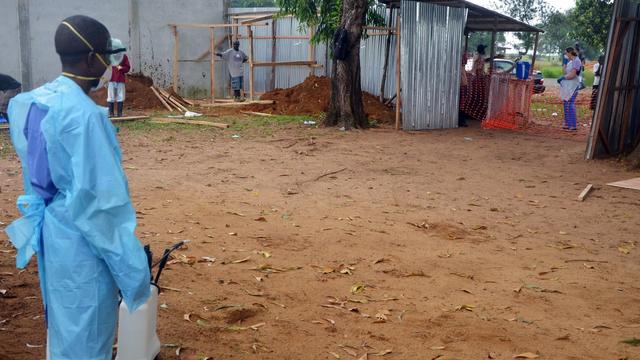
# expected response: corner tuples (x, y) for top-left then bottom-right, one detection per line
(91, 65), (112, 92)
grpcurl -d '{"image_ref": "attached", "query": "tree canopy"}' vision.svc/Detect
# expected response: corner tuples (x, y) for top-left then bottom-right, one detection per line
(570, 0), (614, 53)
(495, 0), (550, 54)
(276, 0), (384, 44)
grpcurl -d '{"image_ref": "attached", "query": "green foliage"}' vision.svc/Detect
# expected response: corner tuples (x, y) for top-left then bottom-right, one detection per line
(541, 66), (563, 78)
(570, 0), (614, 53)
(622, 338), (640, 347)
(495, 0), (551, 53)
(230, 0), (277, 7)
(276, 0), (385, 44)
(539, 10), (574, 56)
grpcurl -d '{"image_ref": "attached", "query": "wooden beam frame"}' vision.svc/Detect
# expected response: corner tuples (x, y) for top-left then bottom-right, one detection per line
(248, 26), (255, 101)
(210, 28), (216, 103)
(530, 32), (539, 76)
(172, 25), (179, 92)
(169, 23), (268, 29)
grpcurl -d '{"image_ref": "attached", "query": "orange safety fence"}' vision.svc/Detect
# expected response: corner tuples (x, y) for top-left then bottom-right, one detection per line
(460, 70), (596, 140)
(483, 73), (533, 130)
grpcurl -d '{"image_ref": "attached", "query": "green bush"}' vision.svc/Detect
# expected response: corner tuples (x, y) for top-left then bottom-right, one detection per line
(541, 66), (563, 78)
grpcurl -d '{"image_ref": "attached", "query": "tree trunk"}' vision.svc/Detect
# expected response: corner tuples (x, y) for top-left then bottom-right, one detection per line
(324, 0), (368, 129)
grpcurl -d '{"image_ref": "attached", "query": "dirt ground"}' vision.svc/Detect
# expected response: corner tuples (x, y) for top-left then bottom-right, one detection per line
(1, 119), (640, 360)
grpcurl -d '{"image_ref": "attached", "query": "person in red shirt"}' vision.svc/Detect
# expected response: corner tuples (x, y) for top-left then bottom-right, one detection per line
(107, 38), (130, 117)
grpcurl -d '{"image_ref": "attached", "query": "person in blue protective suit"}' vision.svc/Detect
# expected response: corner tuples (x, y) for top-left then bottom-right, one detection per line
(5, 15), (150, 360)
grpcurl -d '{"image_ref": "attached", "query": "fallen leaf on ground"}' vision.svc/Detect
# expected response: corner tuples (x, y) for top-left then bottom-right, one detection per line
(618, 246), (631, 254)
(329, 352), (341, 359)
(322, 267), (335, 274)
(168, 254), (196, 266)
(254, 216), (267, 222)
(26, 344), (43, 348)
(472, 225), (488, 230)
(351, 284), (366, 294)
(244, 289), (265, 297)
(454, 304), (475, 312)
(338, 345), (358, 357)
(227, 211), (245, 217)
(233, 256), (251, 264)
(430, 346), (446, 350)
(372, 349), (392, 356)
(198, 257), (216, 263)
(358, 353), (368, 360)
(555, 334), (571, 341)
(488, 352), (497, 359)
(373, 257), (390, 264)
(513, 352), (539, 359)
(257, 251), (272, 258)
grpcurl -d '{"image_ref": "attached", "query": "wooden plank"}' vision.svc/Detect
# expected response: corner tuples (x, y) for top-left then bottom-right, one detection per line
(607, 177), (640, 191)
(395, 11), (401, 131)
(253, 61), (318, 67)
(169, 23), (268, 29)
(236, 35), (311, 40)
(110, 115), (150, 122)
(151, 118), (229, 128)
(308, 26), (316, 77)
(241, 14), (275, 25)
(241, 111), (274, 117)
(210, 28), (216, 103)
(577, 184), (594, 201)
(157, 87), (189, 113)
(271, 18), (277, 91)
(248, 26), (255, 101)
(150, 86), (173, 112)
(172, 25), (179, 92)
(364, 26), (395, 31)
(201, 100), (274, 107)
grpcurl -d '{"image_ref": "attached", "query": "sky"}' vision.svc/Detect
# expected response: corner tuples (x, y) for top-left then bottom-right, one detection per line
(467, 0), (576, 12)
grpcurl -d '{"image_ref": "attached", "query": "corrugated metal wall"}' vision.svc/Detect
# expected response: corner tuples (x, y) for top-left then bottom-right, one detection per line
(227, 7), (399, 100)
(401, 1), (467, 130)
(227, 8), (329, 97)
(586, 0), (640, 158)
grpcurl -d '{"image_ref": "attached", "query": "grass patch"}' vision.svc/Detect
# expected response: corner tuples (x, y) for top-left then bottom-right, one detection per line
(622, 338), (640, 347)
(227, 114), (316, 133)
(539, 65), (594, 87)
(118, 116), (223, 132)
(0, 131), (13, 159)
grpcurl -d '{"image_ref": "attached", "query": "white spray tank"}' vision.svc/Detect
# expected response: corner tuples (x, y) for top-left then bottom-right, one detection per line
(116, 241), (188, 360)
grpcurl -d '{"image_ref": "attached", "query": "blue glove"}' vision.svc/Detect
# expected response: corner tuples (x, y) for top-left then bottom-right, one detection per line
(557, 76), (565, 84)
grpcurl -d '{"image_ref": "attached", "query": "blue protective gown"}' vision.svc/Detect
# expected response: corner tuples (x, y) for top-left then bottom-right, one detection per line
(6, 75), (150, 360)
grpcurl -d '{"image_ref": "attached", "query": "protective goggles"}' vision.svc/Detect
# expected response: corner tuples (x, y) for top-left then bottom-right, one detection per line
(59, 21), (126, 66)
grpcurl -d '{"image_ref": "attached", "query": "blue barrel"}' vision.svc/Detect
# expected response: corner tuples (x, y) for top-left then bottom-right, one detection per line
(516, 61), (531, 80)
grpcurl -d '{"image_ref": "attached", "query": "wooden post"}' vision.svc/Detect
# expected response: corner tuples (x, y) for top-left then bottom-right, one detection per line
(248, 26), (255, 101)
(308, 26), (316, 77)
(530, 32), (539, 76)
(489, 30), (496, 75)
(271, 19), (277, 91)
(395, 10), (401, 131)
(380, 7), (394, 102)
(210, 28), (216, 103)
(464, 32), (469, 54)
(172, 25), (179, 92)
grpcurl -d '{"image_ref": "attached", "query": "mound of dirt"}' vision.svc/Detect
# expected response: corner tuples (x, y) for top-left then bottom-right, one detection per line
(247, 76), (395, 124)
(90, 73), (163, 110)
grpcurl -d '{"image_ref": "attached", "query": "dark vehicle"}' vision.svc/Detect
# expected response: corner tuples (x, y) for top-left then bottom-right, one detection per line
(493, 59), (546, 94)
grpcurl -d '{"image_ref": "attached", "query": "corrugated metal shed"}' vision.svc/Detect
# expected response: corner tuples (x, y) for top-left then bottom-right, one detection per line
(586, 0), (640, 159)
(401, 1), (467, 130)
